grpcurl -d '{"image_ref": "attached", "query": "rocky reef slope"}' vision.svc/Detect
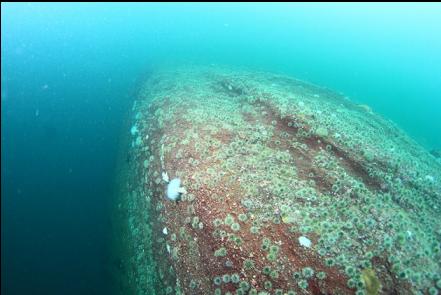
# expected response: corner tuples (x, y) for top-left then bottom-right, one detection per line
(122, 66), (441, 295)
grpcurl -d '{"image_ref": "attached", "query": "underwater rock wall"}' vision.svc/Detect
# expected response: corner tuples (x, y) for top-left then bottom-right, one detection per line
(124, 66), (441, 295)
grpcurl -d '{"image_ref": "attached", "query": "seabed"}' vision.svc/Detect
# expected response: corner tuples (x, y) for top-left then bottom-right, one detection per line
(114, 65), (441, 295)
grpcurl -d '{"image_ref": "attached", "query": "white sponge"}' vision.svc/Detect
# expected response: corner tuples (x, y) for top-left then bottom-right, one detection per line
(167, 178), (182, 201)
(298, 236), (312, 248)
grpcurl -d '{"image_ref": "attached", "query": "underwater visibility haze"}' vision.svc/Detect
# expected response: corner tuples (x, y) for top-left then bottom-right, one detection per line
(2, 3), (441, 295)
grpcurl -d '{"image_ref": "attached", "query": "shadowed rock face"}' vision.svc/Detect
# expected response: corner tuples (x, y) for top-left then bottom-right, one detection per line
(123, 66), (441, 295)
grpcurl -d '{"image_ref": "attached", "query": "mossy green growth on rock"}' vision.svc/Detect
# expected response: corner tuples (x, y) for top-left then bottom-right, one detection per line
(361, 268), (381, 295)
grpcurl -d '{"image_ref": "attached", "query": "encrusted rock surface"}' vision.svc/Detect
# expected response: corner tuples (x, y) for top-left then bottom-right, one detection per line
(120, 66), (441, 295)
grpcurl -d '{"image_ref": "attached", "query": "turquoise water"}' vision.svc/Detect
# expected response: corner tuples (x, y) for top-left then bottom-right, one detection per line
(1, 3), (440, 294)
